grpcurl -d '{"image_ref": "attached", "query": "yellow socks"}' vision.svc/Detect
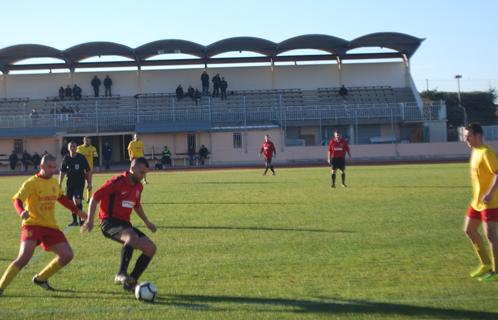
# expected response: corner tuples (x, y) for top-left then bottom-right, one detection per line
(472, 243), (491, 266)
(37, 258), (63, 282)
(470, 264), (492, 278)
(0, 263), (20, 290)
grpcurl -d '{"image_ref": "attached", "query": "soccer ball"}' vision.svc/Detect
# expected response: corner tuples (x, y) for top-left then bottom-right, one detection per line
(134, 282), (157, 302)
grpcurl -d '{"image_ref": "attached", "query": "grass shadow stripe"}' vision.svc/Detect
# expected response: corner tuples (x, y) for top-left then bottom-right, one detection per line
(155, 225), (353, 233)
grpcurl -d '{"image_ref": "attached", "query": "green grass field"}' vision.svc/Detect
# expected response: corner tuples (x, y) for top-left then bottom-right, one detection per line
(0, 163), (497, 320)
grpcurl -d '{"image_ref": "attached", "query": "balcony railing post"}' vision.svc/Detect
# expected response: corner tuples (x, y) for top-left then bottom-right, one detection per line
(136, 97), (140, 123)
(172, 98), (176, 121)
(95, 100), (99, 133)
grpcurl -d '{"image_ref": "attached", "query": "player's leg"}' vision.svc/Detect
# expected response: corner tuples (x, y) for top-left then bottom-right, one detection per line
(67, 186), (78, 226)
(119, 228), (156, 291)
(100, 219), (135, 284)
(86, 171), (93, 203)
(74, 186), (84, 225)
(337, 158), (346, 187)
(268, 158), (275, 175)
(33, 235), (73, 290)
(0, 240), (37, 293)
(464, 215), (491, 277)
(331, 164), (337, 188)
(128, 235), (156, 284)
(114, 244), (134, 284)
(263, 159), (270, 175)
(479, 220), (498, 281)
(340, 166), (347, 187)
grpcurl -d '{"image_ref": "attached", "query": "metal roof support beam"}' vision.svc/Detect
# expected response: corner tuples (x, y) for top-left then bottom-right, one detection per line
(270, 58), (275, 89)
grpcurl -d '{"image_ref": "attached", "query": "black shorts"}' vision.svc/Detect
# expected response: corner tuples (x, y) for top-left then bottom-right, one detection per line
(100, 218), (146, 244)
(264, 158), (272, 166)
(66, 182), (85, 200)
(331, 157), (346, 171)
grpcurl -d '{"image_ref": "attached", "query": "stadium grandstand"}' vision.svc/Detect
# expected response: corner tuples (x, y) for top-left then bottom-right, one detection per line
(0, 33), (449, 167)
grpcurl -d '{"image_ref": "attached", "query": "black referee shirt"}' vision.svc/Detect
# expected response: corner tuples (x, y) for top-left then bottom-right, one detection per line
(60, 153), (90, 185)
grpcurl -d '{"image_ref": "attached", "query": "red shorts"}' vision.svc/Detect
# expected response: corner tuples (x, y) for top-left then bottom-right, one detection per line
(21, 225), (68, 251)
(466, 207), (498, 222)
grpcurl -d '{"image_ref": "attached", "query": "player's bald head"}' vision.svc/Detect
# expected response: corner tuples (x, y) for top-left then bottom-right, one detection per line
(130, 157), (149, 169)
(129, 157), (149, 184)
(41, 154), (56, 165)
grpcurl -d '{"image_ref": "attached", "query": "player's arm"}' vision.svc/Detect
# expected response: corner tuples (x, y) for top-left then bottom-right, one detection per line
(483, 174), (498, 203)
(482, 151), (498, 203)
(327, 144), (332, 164)
(81, 197), (98, 233)
(81, 181), (115, 232)
(134, 204), (156, 233)
(86, 172), (92, 191)
(58, 195), (87, 220)
(59, 158), (67, 187)
(346, 144), (352, 160)
(58, 171), (66, 187)
(13, 198), (29, 220)
(272, 144), (277, 158)
(82, 157), (92, 190)
(127, 143), (133, 160)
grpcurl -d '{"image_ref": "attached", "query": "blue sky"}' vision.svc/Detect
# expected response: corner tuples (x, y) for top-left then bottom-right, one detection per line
(1, 0), (497, 92)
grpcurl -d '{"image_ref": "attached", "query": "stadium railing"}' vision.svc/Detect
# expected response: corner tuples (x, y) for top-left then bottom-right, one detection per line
(0, 87), (445, 133)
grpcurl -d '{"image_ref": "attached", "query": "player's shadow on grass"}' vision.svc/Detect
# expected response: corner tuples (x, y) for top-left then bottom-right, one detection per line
(142, 201), (301, 205)
(169, 294), (498, 319)
(155, 225), (353, 234)
(355, 185), (468, 189)
(6, 289), (130, 301)
(181, 181), (279, 185)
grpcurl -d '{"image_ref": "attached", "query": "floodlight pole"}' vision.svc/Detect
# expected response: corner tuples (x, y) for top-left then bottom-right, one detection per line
(454, 74), (467, 126)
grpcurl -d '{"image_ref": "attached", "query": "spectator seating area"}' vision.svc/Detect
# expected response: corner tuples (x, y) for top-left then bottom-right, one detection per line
(0, 86), (419, 121)
(0, 98), (30, 116)
(316, 86), (416, 105)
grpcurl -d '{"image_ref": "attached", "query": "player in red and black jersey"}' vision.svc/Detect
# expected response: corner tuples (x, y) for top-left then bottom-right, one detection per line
(259, 135), (276, 176)
(81, 157), (157, 292)
(327, 131), (351, 188)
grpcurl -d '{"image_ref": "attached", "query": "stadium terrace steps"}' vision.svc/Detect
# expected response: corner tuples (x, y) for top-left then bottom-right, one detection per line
(316, 86), (415, 105)
(0, 86), (423, 132)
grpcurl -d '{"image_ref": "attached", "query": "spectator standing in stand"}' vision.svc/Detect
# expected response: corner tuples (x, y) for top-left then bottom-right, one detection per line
(91, 76), (101, 97)
(220, 77), (228, 100)
(212, 73), (221, 98)
(104, 75), (113, 97)
(201, 71), (210, 96)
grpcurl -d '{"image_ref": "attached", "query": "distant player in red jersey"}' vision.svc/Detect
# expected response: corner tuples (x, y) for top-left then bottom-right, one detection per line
(259, 134), (276, 176)
(327, 130), (351, 188)
(81, 157), (157, 292)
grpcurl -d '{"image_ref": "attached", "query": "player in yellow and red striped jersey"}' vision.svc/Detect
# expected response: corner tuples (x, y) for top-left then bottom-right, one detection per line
(463, 123), (498, 282)
(0, 155), (86, 296)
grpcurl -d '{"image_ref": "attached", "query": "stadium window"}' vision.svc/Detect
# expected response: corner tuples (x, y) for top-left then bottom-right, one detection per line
(14, 139), (23, 154)
(233, 133), (242, 149)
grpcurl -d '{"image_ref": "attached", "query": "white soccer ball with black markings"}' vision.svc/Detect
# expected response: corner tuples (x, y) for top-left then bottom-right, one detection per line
(134, 281), (157, 302)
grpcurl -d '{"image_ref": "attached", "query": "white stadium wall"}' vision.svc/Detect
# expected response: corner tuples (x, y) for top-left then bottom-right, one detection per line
(2, 133), (497, 168)
(1, 62), (408, 99)
(0, 137), (59, 158)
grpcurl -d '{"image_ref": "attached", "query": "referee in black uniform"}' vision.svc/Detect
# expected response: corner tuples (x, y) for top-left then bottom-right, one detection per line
(59, 140), (91, 226)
